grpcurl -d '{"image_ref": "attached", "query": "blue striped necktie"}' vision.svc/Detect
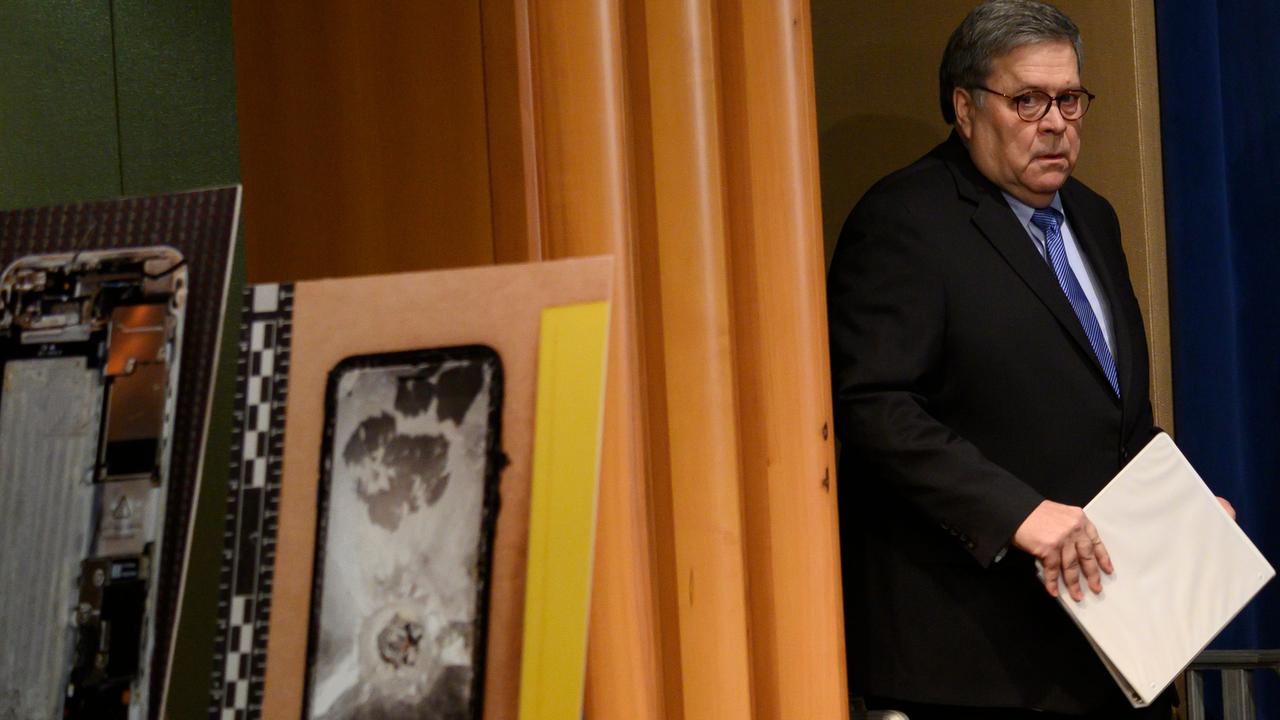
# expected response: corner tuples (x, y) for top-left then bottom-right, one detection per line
(1030, 207), (1120, 396)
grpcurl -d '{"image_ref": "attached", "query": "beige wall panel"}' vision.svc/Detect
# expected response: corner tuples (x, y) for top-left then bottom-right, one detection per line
(717, 0), (849, 717)
(812, 0), (1172, 427)
(631, 0), (757, 717)
(234, 1), (495, 283)
(525, 2), (665, 718)
(811, 1), (971, 264)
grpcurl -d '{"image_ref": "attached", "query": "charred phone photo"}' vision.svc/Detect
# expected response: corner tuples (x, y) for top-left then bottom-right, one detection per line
(0, 248), (186, 719)
(305, 347), (503, 720)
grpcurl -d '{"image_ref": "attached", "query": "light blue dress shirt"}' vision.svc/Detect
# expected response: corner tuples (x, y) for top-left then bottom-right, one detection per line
(1002, 191), (1116, 355)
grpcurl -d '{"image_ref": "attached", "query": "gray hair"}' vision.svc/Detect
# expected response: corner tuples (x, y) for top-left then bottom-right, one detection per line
(939, 0), (1083, 124)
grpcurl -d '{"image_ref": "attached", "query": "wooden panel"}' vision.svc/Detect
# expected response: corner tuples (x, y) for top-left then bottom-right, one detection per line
(631, 0), (756, 717)
(233, 1), (495, 282)
(0, 0), (120, 210)
(810, 1), (969, 263)
(618, 2), (685, 715)
(113, 0), (240, 196)
(523, 2), (665, 719)
(480, 0), (541, 264)
(1127, 0), (1173, 433)
(717, 0), (849, 716)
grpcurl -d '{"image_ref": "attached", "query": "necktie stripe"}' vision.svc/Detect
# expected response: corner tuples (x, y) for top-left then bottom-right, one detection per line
(1030, 207), (1120, 397)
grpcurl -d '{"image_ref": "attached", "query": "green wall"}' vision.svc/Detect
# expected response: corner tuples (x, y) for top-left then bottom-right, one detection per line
(0, 0), (239, 209)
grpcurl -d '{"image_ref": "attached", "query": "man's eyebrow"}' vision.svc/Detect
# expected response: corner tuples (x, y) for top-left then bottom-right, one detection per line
(1013, 85), (1087, 94)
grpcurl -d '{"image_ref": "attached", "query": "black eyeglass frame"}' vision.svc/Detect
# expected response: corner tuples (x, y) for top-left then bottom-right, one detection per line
(972, 85), (1096, 121)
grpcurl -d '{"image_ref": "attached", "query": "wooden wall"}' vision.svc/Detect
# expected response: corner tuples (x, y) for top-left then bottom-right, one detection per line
(234, 2), (496, 281)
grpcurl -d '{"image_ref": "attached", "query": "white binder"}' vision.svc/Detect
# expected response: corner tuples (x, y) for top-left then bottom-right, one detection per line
(1044, 433), (1274, 707)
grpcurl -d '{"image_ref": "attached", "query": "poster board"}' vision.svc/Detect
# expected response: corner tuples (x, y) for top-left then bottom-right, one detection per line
(0, 187), (240, 720)
(208, 257), (613, 719)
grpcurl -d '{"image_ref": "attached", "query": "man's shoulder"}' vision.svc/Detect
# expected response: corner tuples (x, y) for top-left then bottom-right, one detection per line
(859, 142), (959, 208)
(839, 140), (965, 242)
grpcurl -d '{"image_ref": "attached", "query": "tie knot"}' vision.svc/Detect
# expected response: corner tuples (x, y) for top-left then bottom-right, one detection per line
(1031, 207), (1062, 235)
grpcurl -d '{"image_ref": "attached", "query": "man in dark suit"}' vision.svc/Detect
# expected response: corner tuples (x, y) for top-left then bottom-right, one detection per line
(828, 2), (1229, 717)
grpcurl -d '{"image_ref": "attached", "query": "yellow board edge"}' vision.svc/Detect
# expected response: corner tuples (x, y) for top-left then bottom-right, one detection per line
(517, 300), (612, 720)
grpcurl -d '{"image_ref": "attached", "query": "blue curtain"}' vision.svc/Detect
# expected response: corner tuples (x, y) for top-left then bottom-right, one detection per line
(1155, 1), (1280, 717)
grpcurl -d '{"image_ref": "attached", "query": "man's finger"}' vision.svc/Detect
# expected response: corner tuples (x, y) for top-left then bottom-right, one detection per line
(1084, 519), (1114, 574)
(1061, 542), (1083, 602)
(1075, 533), (1103, 594)
(1042, 556), (1060, 598)
(1092, 540), (1114, 575)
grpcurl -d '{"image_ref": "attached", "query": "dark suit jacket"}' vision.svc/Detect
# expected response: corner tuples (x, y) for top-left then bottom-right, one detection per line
(828, 132), (1159, 713)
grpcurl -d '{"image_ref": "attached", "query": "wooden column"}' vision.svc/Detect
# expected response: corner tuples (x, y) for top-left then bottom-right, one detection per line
(523, 2), (664, 719)
(629, 0), (756, 717)
(480, 0), (542, 264)
(718, 0), (850, 717)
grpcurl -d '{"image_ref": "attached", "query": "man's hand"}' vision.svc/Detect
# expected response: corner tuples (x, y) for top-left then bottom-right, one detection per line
(1013, 500), (1113, 602)
(1218, 496), (1236, 520)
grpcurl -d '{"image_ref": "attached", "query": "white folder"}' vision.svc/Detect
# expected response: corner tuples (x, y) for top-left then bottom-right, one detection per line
(1043, 432), (1274, 707)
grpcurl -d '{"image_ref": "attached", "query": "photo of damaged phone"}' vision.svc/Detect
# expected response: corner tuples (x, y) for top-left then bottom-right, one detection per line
(304, 346), (503, 720)
(0, 247), (186, 720)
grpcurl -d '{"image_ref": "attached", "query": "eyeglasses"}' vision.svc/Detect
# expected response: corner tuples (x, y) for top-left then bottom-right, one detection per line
(973, 86), (1095, 121)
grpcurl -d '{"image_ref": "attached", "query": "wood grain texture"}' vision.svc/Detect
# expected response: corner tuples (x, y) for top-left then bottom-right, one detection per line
(480, 0), (542, 264)
(618, 1), (686, 714)
(524, 2), (666, 718)
(233, 1), (495, 282)
(632, 0), (756, 716)
(717, 0), (849, 716)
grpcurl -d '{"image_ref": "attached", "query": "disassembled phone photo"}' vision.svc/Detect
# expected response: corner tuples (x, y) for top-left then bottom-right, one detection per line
(304, 347), (503, 720)
(0, 248), (187, 720)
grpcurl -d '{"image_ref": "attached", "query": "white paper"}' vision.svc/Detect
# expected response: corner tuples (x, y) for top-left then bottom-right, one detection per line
(1045, 433), (1274, 706)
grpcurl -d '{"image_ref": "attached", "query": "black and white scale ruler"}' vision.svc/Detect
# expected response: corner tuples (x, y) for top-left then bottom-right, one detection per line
(208, 283), (294, 720)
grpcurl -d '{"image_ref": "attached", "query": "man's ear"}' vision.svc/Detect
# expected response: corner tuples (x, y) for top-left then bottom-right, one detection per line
(953, 87), (975, 140)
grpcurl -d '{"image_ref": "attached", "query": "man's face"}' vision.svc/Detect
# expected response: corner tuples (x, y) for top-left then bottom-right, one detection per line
(954, 40), (1082, 207)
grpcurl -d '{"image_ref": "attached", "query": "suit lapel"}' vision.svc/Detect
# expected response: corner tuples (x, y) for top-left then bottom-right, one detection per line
(937, 135), (1122, 405)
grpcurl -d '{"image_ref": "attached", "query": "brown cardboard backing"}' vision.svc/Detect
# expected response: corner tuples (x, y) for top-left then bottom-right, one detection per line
(261, 256), (614, 719)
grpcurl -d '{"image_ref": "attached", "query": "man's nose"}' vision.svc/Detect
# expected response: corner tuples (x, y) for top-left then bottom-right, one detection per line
(1039, 102), (1069, 133)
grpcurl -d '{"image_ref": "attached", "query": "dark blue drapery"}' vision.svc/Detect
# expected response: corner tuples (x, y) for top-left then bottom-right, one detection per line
(1155, 1), (1280, 717)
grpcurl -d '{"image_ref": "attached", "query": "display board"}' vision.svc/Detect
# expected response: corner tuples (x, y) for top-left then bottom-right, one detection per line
(206, 257), (614, 720)
(0, 187), (241, 720)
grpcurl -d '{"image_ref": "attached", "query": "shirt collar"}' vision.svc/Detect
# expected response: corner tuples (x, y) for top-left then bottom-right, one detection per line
(1002, 191), (1064, 230)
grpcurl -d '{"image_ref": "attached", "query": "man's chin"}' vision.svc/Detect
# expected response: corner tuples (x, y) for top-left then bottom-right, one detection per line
(1026, 170), (1071, 195)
